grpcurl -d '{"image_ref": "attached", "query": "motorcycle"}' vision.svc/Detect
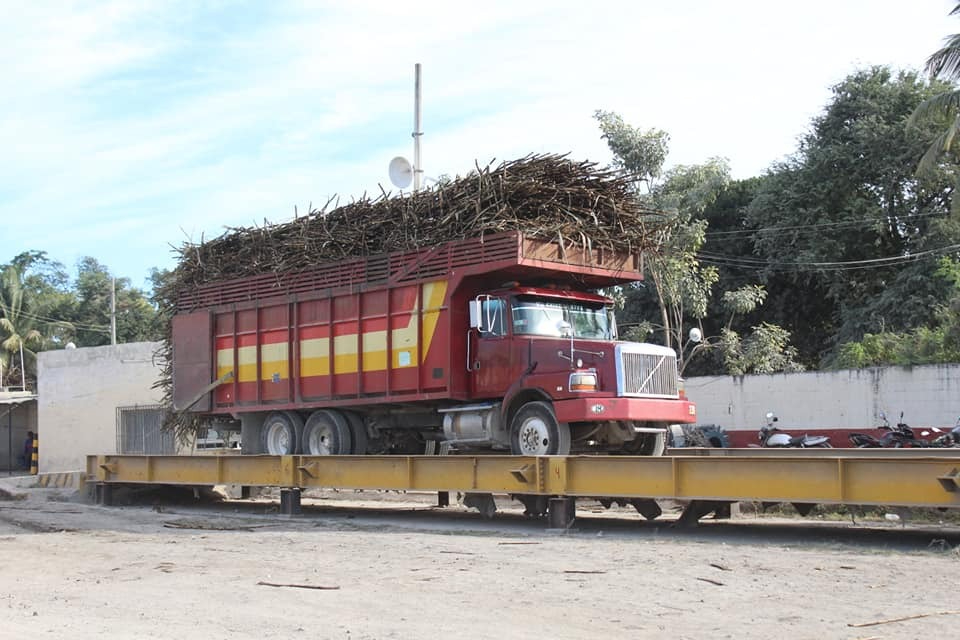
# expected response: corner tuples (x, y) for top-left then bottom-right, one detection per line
(758, 412), (832, 448)
(850, 411), (932, 448)
(882, 411), (932, 448)
(848, 431), (883, 447)
(924, 416), (960, 448)
(849, 411), (896, 448)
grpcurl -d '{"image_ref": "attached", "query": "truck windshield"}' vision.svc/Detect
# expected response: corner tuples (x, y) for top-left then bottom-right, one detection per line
(511, 297), (615, 339)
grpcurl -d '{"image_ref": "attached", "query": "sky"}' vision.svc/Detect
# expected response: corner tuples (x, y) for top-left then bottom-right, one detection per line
(1, 1), (958, 288)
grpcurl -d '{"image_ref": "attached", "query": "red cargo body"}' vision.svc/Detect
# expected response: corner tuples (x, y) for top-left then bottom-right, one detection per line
(172, 231), (645, 416)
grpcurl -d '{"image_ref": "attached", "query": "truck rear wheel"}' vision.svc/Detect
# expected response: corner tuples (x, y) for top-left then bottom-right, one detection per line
(510, 402), (571, 456)
(260, 411), (304, 455)
(302, 410), (352, 455)
(342, 411), (368, 455)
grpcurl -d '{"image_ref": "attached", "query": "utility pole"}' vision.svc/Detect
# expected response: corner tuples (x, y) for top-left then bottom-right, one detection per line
(110, 277), (117, 346)
(413, 62), (422, 191)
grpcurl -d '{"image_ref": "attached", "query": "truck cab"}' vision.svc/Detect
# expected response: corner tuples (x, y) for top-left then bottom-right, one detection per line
(438, 284), (695, 455)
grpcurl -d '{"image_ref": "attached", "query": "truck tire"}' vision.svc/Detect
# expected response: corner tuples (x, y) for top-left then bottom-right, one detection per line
(260, 411), (304, 455)
(510, 401), (571, 455)
(342, 411), (368, 455)
(621, 424), (667, 455)
(302, 410), (353, 455)
(636, 431), (666, 456)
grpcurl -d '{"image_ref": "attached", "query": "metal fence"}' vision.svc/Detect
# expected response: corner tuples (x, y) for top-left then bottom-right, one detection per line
(116, 404), (175, 455)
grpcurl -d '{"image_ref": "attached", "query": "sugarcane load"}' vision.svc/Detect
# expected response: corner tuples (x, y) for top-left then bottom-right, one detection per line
(158, 154), (696, 456)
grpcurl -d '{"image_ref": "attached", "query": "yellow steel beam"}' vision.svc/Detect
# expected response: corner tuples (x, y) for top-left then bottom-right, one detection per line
(86, 453), (960, 509)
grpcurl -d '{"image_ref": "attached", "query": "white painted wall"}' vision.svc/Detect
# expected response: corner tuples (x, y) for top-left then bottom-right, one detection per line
(687, 364), (960, 431)
(37, 342), (163, 472)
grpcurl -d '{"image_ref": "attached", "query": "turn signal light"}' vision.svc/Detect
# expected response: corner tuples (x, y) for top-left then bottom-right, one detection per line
(569, 371), (598, 392)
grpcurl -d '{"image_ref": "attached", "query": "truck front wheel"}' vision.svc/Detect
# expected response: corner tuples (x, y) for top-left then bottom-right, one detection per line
(510, 402), (571, 456)
(260, 411), (304, 455)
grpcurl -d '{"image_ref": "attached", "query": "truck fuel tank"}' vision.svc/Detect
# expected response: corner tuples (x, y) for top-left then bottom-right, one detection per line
(439, 403), (508, 448)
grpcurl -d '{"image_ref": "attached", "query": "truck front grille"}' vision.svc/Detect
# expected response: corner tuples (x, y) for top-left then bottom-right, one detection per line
(617, 347), (679, 398)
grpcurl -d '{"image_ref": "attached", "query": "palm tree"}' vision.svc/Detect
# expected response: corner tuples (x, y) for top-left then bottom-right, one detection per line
(910, 3), (960, 174)
(0, 266), (44, 390)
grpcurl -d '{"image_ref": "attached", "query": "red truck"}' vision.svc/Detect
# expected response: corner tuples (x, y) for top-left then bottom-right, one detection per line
(171, 230), (696, 456)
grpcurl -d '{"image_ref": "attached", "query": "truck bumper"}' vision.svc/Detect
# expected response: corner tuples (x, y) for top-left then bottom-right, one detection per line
(553, 396), (696, 424)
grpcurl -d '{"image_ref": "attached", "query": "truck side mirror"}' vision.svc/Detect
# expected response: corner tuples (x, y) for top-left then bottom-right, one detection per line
(469, 299), (483, 329)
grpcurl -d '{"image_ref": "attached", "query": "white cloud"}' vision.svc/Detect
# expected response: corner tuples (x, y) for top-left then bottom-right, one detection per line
(0, 0), (956, 280)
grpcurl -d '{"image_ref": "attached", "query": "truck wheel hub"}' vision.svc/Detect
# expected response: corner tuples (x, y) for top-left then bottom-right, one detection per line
(518, 419), (550, 454)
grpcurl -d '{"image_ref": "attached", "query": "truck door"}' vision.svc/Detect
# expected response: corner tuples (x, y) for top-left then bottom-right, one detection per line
(469, 297), (513, 397)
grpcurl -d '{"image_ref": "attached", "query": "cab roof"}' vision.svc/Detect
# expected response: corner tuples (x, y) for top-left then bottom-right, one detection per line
(491, 284), (612, 305)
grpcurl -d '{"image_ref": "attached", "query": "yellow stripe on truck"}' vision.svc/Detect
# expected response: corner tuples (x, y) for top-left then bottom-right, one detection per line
(219, 280), (448, 381)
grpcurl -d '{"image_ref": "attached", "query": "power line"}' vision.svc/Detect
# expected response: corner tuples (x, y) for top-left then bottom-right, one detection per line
(704, 210), (948, 239)
(697, 243), (960, 273)
(1, 307), (112, 333)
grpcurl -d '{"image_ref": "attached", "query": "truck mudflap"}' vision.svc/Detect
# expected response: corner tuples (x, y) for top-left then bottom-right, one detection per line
(552, 397), (696, 424)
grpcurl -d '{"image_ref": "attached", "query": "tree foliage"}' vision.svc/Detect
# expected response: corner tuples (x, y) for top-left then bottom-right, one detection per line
(0, 265), (45, 386)
(717, 323), (804, 376)
(836, 257), (960, 367)
(594, 111), (802, 375)
(743, 67), (959, 365)
(595, 110), (669, 190)
(0, 253), (163, 389)
(71, 257), (163, 347)
(910, 2), (960, 177)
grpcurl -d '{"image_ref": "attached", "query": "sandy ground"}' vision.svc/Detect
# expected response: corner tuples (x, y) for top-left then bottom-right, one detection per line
(1, 477), (960, 639)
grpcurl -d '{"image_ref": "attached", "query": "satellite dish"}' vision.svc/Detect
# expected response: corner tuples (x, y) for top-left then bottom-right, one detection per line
(389, 156), (413, 189)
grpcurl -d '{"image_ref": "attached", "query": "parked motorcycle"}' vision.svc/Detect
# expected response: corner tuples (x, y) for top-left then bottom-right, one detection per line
(883, 411), (934, 448)
(848, 431), (884, 447)
(758, 412), (832, 448)
(924, 416), (960, 448)
(852, 411), (933, 448)
(849, 411), (896, 448)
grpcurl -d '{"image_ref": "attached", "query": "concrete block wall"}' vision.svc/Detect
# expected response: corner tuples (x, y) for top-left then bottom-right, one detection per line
(686, 364), (960, 432)
(37, 342), (163, 473)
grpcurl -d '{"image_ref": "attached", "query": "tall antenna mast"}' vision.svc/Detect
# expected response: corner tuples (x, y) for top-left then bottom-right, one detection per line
(387, 64), (424, 191)
(413, 63), (423, 191)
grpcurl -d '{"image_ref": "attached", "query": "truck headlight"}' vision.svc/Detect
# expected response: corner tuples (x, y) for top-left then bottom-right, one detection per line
(569, 371), (598, 392)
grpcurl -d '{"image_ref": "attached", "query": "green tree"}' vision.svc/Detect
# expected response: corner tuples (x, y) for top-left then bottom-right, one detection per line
(595, 111), (799, 375)
(744, 67), (958, 365)
(72, 257), (162, 346)
(594, 110), (669, 192)
(0, 266), (44, 388)
(594, 110), (724, 361)
(6, 251), (77, 348)
(835, 257), (960, 367)
(690, 176), (818, 373)
(646, 160), (727, 368)
(910, 2), (960, 177)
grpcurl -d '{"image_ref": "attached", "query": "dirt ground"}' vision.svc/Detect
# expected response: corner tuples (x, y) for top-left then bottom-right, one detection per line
(1, 477), (959, 639)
